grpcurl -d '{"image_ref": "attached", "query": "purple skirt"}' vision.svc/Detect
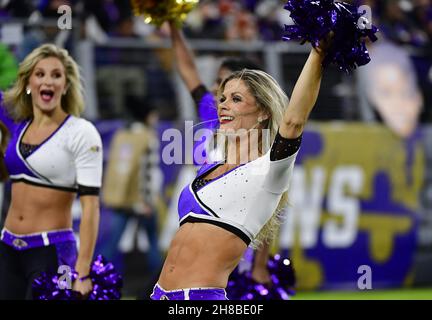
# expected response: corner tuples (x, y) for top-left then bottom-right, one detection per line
(151, 283), (228, 300)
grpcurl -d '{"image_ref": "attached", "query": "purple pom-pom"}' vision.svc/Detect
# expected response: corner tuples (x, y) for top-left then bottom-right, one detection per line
(32, 271), (81, 300)
(32, 255), (123, 300)
(283, 0), (378, 73)
(226, 254), (296, 300)
(86, 255), (123, 300)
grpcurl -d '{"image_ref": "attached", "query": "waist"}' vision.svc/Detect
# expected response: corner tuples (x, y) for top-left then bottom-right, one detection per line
(151, 283), (227, 300)
(0, 227), (75, 251)
(160, 223), (246, 288)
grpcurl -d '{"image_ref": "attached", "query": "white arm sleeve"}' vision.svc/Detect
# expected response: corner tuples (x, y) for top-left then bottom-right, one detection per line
(262, 151), (298, 194)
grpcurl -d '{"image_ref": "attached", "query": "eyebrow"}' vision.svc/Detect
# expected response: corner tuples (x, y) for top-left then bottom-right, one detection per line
(226, 91), (245, 97)
(34, 68), (63, 73)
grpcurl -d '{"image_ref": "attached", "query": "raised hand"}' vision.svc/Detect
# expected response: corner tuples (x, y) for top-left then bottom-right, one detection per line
(314, 31), (335, 57)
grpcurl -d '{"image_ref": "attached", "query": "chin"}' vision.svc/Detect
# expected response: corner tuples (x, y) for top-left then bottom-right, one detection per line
(219, 124), (238, 133)
(37, 102), (59, 113)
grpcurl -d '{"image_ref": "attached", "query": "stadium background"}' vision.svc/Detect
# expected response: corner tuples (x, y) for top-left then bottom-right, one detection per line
(1, 0), (432, 299)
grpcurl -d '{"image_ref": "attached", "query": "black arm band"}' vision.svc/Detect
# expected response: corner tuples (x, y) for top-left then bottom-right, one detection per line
(78, 184), (100, 196)
(270, 131), (302, 161)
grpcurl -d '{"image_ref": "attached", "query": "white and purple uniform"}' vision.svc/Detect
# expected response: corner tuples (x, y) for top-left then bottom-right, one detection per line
(178, 133), (300, 246)
(0, 92), (103, 299)
(152, 85), (302, 300)
(3, 113), (103, 195)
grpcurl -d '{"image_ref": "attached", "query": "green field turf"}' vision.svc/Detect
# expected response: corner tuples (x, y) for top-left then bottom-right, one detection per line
(292, 288), (432, 300)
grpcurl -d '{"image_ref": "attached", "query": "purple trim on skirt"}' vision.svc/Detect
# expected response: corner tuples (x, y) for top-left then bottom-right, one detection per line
(151, 283), (228, 300)
(0, 228), (76, 251)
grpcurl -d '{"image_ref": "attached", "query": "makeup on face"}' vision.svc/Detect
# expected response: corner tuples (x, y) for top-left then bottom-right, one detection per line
(218, 79), (261, 131)
(28, 57), (67, 112)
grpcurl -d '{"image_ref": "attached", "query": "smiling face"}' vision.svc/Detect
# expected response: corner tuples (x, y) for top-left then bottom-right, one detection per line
(218, 78), (265, 132)
(27, 57), (67, 115)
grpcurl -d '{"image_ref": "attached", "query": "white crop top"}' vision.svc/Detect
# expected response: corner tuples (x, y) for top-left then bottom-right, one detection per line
(4, 115), (103, 193)
(178, 145), (298, 245)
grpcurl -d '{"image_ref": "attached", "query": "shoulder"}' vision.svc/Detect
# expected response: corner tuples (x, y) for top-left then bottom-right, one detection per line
(65, 116), (102, 147)
(66, 116), (100, 135)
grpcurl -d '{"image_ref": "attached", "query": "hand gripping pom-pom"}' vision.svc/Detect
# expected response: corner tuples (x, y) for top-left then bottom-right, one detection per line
(283, 0), (378, 73)
(32, 255), (123, 300)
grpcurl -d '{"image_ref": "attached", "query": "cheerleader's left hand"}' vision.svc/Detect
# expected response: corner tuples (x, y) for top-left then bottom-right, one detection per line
(313, 31), (334, 57)
(251, 264), (272, 286)
(73, 277), (93, 298)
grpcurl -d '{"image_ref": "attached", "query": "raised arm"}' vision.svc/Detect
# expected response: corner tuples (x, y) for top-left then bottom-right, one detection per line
(168, 20), (202, 92)
(280, 48), (325, 139)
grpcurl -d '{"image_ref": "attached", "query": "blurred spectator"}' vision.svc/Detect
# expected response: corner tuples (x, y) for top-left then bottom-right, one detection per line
(95, 7), (146, 118)
(83, 0), (120, 34)
(358, 41), (424, 138)
(16, 24), (69, 62)
(101, 101), (163, 283)
(412, 0), (432, 44)
(0, 43), (18, 90)
(378, 0), (429, 47)
(109, 11), (137, 38)
(184, 0), (225, 39)
(255, 0), (284, 41)
(38, 0), (72, 17)
(225, 4), (258, 41)
(0, 0), (34, 18)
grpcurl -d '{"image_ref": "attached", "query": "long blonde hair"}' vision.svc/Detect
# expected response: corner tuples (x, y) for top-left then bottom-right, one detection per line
(3, 44), (84, 121)
(218, 69), (290, 248)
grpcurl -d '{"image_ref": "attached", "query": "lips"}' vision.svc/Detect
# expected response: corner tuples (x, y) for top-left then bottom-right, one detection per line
(40, 89), (54, 102)
(219, 115), (234, 124)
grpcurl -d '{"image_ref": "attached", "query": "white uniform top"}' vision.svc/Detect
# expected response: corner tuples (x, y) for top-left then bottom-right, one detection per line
(178, 147), (298, 245)
(5, 114), (103, 193)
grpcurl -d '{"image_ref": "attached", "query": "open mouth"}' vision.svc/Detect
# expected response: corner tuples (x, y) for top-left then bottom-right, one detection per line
(40, 89), (54, 102)
(220, 116), (234, 124)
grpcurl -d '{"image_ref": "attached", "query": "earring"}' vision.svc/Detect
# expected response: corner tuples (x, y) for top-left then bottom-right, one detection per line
(257, 116), (263, 123)
(26, 88), (31, 95)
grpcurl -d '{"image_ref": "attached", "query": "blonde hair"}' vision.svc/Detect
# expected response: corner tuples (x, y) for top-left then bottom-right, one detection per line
(0, 121), (10, 181)
(218, 69), (290, 248)
(3, 44), (84, 121)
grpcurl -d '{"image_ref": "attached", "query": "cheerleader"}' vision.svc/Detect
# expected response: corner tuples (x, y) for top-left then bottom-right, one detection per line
(168, 21), (288, 292)
(0, 44), (103, 299)
(151, 38), (329, 300)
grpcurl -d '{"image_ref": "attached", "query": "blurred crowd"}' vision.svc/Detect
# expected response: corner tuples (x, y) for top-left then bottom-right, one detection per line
(1, 0), (432, 125)
(1, 0), (432, 45)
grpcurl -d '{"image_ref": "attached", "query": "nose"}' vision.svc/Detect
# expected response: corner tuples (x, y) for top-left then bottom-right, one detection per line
(43, 75), (54, 86)
(218, 100), (230, 113)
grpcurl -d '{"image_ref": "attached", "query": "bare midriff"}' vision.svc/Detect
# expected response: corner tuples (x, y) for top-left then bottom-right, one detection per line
(4, 182), (75, 234)
(158, 222), (248, 290)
